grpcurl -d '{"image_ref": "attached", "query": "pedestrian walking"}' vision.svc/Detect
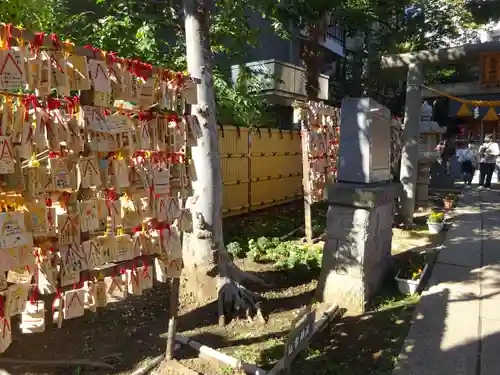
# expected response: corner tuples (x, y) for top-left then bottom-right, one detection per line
(478, 134), (499, 189)
(456, 141), (476, 185)
(438, 137), (454, 175)
(496, 153), (500, 182)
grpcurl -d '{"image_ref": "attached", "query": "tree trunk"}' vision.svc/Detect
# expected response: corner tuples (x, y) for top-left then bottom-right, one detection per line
(302, 25), (323, 101)
(183, 0), (264, 326)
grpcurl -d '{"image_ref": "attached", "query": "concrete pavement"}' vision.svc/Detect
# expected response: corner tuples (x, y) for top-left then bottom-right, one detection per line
(393, 188), (500, 375)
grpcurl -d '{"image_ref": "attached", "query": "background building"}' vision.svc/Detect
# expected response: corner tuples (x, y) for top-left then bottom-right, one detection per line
(231, 13), (346, 128)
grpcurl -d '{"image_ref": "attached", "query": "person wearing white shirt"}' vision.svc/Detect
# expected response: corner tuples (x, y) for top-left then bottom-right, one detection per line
(456, 141), (476, 185)
(478, 134), (500, 189)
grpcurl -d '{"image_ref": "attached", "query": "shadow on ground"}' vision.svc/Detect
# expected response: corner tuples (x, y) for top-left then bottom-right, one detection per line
(235, 188), (498, 375)
(0, 201), (332, 375)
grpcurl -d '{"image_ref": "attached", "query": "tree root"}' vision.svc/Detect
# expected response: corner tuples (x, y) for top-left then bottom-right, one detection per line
(223, 254), (269, 288)
(217, 277), (266, 326)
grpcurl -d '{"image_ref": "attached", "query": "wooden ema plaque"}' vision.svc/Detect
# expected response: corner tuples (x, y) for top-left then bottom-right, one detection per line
(0, 24), (195, 345)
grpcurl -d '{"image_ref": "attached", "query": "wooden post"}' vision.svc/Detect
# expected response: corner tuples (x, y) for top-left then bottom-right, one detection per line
(165, 277), (180, 360)
(296, 105), (313, 242)
(247, 128), (252, 214)
(303, 196), (313, 242)
(165, 94), (190, 360)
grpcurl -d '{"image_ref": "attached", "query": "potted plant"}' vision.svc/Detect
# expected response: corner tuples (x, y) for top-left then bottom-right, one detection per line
(395, 254), (429, 295)
(427, 211), (445, 234)
(443, 194), (454, 210)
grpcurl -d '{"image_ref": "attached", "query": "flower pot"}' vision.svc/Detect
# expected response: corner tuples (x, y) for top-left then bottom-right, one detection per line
(443, 199), (453, 210)
(395, 264), (429, 295)
(427, 221), (444, 234)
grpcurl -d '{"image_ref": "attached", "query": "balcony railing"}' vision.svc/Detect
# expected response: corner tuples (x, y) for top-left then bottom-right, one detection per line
(325, 24), (346, 46)
(231, 60), (329, 102)
(300, 23), (346, 56)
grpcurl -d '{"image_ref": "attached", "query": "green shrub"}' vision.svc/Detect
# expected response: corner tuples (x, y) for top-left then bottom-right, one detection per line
(226, 242), (245, 259)
(247, 237), (322, 271)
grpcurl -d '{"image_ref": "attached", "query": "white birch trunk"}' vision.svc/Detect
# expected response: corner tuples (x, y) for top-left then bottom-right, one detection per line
(183, 0), (264, 324)
(183, 0), (224, 300)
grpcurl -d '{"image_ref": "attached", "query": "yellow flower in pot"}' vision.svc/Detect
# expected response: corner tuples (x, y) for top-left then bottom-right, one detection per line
(428, 211), (445, 234)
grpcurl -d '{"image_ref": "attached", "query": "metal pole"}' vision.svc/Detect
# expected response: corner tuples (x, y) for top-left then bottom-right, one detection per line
(400, 62), (423, 226)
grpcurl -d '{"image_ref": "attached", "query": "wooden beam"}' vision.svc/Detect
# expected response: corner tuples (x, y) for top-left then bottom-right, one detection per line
(381, 41), (500, 69)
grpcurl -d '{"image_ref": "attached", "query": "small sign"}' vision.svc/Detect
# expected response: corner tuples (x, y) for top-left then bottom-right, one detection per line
(481, 53), (500, 87)
(283, 306), (315, 375)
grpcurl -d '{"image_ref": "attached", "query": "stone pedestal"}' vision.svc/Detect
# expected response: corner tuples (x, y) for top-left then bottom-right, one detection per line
(418, 105), (446, 195)
(318, 182), (401, 313)
(416, 161), (431, 207)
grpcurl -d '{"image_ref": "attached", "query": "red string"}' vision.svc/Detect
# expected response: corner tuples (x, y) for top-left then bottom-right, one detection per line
(29, 285), (39, 304)
(50, 33), (61, 51)
(141, 255), (152, 281)
(48, 151), (62, 158)
(0, 296), (4, 318)
(106, 52), (118, 64)
(3, 24), (13, 50)
(138, 111), (153, 122)
(130, 59), (153, 80)
(84, 44), (100, 58)
(124, 59), (134, 73)
(47, 97), (61, 110)
(65, 95), (79, 117)
(31, 32), (45, 57)
(22, 95), (40, 121)
(166, 113), (180, 125)
(175, 71), (184, 87)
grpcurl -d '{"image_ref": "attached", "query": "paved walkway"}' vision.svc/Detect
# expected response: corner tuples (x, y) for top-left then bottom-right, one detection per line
(393, 188), (500, 375)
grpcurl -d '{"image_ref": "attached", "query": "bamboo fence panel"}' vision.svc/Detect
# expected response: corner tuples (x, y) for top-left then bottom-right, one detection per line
(219, 126), (302, 216)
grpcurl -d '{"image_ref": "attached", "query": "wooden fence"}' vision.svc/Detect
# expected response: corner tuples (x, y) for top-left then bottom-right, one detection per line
(219, 126), (303, 217)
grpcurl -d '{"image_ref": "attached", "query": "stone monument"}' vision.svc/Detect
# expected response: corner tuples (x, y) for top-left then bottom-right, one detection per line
(417, 102), (446, 206)
(317, 98), (400, 313)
